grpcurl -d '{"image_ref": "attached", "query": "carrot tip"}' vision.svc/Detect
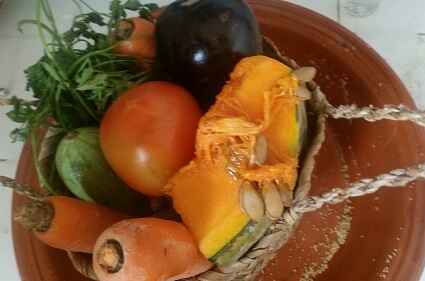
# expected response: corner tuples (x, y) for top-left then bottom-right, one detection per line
(14, 200), (54, 233)
(96, 239), (124, 274)
(115, 19), (135, 41)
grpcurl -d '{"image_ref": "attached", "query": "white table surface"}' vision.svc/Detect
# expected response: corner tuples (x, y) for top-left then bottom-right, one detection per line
(0, 0), (424, 280)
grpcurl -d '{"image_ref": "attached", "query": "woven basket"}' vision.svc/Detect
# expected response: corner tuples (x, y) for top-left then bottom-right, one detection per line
(6, 37), (424, 281)
(59, 37), (328, 281)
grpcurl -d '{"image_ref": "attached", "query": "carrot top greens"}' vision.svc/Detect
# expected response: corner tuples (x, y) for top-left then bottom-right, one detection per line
(7, 0), (158, 142)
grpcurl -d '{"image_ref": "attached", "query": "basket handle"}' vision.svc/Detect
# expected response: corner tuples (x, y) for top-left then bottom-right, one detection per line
(278, 102), (425, 221)
(291, 162), (425, 215)
(323, 103), (425, 127)
(0, 175), (44, 200)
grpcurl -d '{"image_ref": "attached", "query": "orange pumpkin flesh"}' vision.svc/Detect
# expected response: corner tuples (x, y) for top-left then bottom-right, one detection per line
(165, 55), (301, 260)
(166, 159), (250, 258)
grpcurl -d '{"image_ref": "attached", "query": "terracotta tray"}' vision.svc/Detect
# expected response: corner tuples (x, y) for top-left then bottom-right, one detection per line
(12, 0), (425, 280)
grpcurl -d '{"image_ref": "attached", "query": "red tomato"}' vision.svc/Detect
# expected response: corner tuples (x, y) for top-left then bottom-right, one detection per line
(99, 81), (202, 197)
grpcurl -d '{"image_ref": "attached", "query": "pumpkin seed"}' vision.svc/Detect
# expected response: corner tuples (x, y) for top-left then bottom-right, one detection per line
(295, 85), (312, 101)
(260, 181), (284, 220)
(239, 181), (264, 221)
(293, 67), (316, 83)
(254, 134), (268, 165)
(275, 179), (294, 207)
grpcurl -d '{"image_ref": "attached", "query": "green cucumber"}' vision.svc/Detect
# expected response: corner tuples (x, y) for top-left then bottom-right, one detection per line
(55, 127), (152, 216)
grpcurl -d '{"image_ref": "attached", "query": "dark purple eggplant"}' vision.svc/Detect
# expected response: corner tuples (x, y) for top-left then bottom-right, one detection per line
(155, 0), (263, 111)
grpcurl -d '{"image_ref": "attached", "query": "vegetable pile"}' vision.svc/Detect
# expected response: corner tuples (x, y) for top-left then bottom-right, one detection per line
(4, 0), (315, 280)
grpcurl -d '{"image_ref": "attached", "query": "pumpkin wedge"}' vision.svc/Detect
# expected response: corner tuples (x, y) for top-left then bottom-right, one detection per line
(165, 55), (307, 265)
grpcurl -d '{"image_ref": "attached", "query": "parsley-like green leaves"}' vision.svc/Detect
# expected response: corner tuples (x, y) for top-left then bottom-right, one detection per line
(8, 0), (159, 142)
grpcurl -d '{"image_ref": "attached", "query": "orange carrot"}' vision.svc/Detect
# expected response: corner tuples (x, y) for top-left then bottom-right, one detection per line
(151, 6), (165, 20)
(112, 17), (157, 69)
(93, 218), (213, 281)
(14, 196), (133, 253)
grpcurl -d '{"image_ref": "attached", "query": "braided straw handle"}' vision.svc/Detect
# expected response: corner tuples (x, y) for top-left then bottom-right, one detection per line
(292, 102), (425, 214)
(292, 162), (425, 214)
(324, 103), (425, 127)
(0, 175), (44, 200)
